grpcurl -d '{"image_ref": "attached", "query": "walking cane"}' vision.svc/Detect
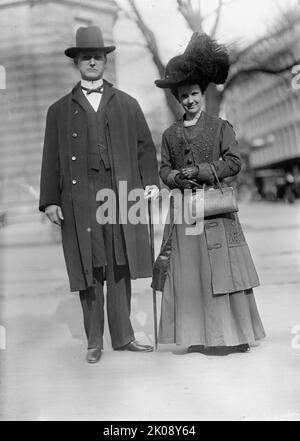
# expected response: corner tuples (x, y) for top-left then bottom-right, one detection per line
(148, 198), (158, 350)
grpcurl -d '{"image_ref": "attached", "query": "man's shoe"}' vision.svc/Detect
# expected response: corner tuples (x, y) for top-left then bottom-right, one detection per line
(117, 340), (154, 352)
(86, 347), (102, 363)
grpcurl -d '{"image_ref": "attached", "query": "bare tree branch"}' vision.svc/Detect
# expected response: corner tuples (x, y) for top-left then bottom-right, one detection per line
(210, 0), (223, 38)
(177, 0), (235, 33)
(115, 0), (300, 118)
(230, 12), (300, 64)
(116, 0), (182, 119)
(127, 0), (164, 74)
(177, 0), (203, 32)
(201, 0), (235, 22)
(225, 61), (299, 90)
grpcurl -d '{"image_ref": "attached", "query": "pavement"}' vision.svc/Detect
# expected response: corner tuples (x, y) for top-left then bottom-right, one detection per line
(0, 201), (300, 421)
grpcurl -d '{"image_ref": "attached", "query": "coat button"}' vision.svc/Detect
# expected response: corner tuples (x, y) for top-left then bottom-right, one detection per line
(208, 243), (222, 250)
(71, 156), (77, 161)
(72, 132), (78, 138)
(208, 221), (218, 229)
(72, 179), (77, 185)
(187, 159), (193, 165)
(74, 110), (79, 115)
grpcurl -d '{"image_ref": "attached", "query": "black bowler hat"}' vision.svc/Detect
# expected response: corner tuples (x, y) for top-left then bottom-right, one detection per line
(65, 26), (116, 58)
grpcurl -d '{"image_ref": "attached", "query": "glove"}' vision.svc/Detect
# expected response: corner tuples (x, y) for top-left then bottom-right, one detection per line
(174, 174), (195, 190)
(179, 166), (199, 180)
(197, 163), (215, 184)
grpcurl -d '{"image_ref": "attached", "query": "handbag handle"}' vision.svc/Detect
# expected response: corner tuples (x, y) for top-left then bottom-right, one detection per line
(210, 164), (224, 194)
(186, 164), (224, 194)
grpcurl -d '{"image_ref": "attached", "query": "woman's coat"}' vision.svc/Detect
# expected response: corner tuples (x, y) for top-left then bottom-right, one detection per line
(152, 111), (260, 295)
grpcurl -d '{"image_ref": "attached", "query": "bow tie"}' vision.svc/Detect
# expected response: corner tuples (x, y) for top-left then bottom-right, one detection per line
(81, 85), (103, 95)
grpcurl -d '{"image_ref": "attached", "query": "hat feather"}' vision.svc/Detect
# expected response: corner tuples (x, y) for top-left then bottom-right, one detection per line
(184, 33), (230, 85)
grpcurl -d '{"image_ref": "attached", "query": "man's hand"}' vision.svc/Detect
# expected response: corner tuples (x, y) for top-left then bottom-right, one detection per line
(45, 205), (64, 226)
(144, 185), (159, 200)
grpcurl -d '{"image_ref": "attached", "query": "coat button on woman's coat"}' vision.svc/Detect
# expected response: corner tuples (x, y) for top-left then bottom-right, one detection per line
(72, 132), (78, 138)
(72, 179), (77, 185)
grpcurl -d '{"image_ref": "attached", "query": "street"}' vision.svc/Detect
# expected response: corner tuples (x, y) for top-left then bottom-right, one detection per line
(0, 201), (300, 421)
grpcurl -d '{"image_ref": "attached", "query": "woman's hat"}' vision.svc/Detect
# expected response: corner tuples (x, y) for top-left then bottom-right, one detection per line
(155, 33), (229, 90)
(65, 26), (116, 58)
(155, 55), (192, 89)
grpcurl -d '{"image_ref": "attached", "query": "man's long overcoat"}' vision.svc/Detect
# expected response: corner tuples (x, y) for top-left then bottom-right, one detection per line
(39, 81), (160, 292)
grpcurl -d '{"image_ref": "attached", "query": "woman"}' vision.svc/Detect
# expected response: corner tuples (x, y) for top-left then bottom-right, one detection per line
(152, 33), (265, 355)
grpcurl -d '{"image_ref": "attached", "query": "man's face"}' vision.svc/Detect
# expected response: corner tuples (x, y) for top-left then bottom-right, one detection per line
(76, 50), (107, 81)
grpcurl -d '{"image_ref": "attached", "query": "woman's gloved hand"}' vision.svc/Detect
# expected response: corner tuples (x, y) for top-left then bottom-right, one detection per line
(174, 174), (194, 189)
(179, 166), (199, 180)
(196, 163), (215, 184)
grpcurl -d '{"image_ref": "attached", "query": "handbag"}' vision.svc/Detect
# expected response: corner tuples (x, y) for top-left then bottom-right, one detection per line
(186, 164), (239, 221)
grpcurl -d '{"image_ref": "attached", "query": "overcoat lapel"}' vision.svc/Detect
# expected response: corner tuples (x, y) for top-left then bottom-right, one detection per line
(72, 82), (88, 109)
(99, 81), (115, 112)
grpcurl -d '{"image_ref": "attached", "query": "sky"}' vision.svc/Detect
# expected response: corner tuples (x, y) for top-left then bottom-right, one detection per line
(115, 0), (299, 61)
(114, 0), (299, 121)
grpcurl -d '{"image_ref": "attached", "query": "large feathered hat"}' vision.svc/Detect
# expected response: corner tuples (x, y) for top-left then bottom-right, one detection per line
(155, 33), (229, 91)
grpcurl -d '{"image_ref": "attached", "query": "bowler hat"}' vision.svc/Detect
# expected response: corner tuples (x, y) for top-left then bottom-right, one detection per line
(65, 26), (116, 58)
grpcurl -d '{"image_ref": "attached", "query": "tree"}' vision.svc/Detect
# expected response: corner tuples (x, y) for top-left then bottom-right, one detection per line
(116, 0), (300, 117)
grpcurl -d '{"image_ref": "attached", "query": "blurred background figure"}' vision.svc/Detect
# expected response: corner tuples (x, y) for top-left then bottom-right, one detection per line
(283, 170), (296, 203)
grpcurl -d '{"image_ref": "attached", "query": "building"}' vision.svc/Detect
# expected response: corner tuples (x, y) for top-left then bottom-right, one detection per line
(0, 0), (118, 222)
(224, 13), (300, 198)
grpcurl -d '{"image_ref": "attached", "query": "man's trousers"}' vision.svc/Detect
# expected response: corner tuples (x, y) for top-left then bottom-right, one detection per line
(80, 151), (134, 350)
(79, 223), (135, 350)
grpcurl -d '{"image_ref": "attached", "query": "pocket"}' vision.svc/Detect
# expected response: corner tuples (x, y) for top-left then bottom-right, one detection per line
(88, 152), (101, 170)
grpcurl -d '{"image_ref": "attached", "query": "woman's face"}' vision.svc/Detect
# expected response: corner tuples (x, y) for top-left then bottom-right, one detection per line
(177, 84), (203, 117)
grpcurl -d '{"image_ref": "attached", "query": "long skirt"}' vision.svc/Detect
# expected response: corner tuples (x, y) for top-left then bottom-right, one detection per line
(159, 222), (266, 347)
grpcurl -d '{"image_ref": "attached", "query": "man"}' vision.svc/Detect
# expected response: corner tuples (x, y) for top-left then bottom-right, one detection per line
(39, 26), (160, 363)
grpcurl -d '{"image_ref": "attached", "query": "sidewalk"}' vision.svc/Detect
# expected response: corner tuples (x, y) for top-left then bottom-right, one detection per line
(0, 201), (300, 421)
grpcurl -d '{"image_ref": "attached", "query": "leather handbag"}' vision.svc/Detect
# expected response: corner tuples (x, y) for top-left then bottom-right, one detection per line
(186, 164), (239, 221)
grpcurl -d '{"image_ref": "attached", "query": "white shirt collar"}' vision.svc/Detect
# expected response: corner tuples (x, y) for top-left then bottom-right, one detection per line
(81, 78), (103, 90)
(183, 109), (202, 127)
